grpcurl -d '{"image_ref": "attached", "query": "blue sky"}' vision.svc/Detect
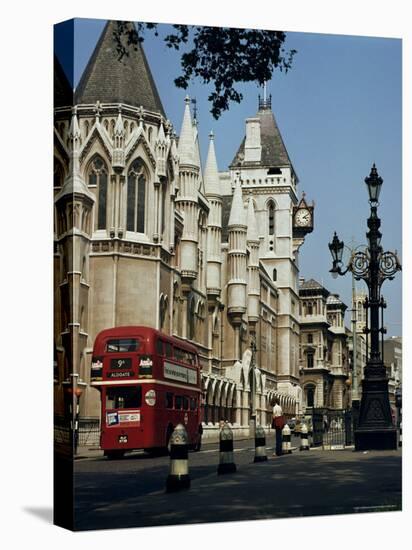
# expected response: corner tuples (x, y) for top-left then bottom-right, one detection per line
(55, 18), (402, 336)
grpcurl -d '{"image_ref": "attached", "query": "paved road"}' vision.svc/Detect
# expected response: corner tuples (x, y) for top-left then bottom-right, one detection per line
(73, 437), (401, 531)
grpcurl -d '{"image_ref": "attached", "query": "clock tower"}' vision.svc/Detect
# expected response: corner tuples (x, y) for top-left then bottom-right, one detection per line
(229, 93), (314, 403)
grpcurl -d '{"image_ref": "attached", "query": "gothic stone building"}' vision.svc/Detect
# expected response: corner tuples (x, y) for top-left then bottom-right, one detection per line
(299, 278), (350, 411)
(54, 20), (314, 436)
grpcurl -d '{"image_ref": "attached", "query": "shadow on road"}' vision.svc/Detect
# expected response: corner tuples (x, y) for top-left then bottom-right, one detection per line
(74, 449), (401, 531)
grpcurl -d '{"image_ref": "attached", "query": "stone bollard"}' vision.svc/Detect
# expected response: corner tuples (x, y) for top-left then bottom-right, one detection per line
(307, 424), (313, 447)
(217, 422), (237, 474)
(399, 421), (402, 447)
(300, 422), (310, 451)
(282, 424), (292, 454)
(166, 424), (190, 493)
(254, 425), (268, 462)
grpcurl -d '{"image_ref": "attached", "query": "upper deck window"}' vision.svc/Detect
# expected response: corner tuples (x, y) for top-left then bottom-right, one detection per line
(106, 338), (140, 352)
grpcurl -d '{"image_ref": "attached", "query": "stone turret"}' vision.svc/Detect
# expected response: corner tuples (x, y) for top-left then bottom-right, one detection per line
(54, 108), (94, 402)
(227, 178), (247, 358)
(176, 96), (200, 289)
(246, 198), (260, 328)
(204, 131), (222, 301)
(155, 119), (169, 180)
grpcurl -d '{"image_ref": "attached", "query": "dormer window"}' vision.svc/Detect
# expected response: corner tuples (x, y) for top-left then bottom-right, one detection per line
(267, 167), (282, 175)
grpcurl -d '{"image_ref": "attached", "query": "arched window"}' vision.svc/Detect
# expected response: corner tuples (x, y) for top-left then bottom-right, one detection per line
(88, 156), (108, 230)
(268, 201), (275, 235)
(308, 303), (313, 315)
(273, 268), (277, 281)
(188, 297), (195, 340)
(54, 157), (64, 188)
(159, 295), (168, 330)
(127, 159), (147, 233)
(306, 385), (315, 407)
(161, 184), (167, 236)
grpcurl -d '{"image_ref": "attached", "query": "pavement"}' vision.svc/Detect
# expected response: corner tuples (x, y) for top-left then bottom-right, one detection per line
(74, 435), (301, 460)
(72, 439), (402, 531)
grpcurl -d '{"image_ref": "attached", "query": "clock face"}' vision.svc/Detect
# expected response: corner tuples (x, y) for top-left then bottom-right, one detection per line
(295, 208), (312, 227)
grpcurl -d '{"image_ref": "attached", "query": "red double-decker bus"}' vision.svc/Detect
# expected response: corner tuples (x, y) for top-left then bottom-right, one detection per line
(91, 326), (203, 459)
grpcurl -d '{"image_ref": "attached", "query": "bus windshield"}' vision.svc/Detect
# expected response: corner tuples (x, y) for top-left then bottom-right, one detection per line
(106, 386), (142, 409)
(106, 338), (140, 352)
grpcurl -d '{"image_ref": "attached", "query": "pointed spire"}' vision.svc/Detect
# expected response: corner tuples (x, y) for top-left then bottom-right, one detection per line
(228, 179), (246, 227)
(204, 131), (220, 196)
(114, 110), (124, 136)
(192, 119), (202, 170)
(157, 119), (166, 143)
(113, 109), (125, 171)
(56, 109), (93, 200)
(178, 95), (197, 166)
(75, 20), (165, 116)
(69, 108), (81, 142)
(246, 198), (259, 242)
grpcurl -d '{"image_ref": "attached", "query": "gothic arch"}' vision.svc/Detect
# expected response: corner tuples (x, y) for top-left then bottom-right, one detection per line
(54, 156), (65, 188)
(86, 154), (109, 231)
(126, 157), (149, 234)
(304, 382), (317, 409)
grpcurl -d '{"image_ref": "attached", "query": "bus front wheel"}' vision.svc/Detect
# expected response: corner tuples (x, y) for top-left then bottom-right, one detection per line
(104, 450), (125, 460)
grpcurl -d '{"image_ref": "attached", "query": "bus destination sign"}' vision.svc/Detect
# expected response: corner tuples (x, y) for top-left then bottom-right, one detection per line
(107, 371), (132, 378)
(164, 361), (197, 385)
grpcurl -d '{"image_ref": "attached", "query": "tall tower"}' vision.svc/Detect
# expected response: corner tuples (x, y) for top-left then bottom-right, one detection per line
(204, 131), (222, 303)
(54, 107), (95, 413)
(230, 93), (312, 396)
(54, 20), (175, 416)
(246, 197), (260, 334)
(175, 96), (201, 336)
(227, 177), (247, 359)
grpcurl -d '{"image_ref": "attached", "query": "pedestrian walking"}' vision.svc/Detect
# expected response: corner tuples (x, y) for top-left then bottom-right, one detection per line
(272, 399), (285, 456)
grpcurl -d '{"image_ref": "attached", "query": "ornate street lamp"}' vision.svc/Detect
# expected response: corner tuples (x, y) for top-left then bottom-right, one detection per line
(328, 164), (401, 450)
(249, 337), (257, 437)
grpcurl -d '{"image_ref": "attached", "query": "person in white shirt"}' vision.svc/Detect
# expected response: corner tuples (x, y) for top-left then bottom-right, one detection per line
(272, 399), (284, 456)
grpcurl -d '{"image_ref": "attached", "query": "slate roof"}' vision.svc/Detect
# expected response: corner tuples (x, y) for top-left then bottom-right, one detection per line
(230, 108), (293, 169)
(300, 278), (324, 290)
(54, 56), (73, 108)
(327, 294), (347, 310)
(299, 278), (330, 298)
(75, 20), (165, 116)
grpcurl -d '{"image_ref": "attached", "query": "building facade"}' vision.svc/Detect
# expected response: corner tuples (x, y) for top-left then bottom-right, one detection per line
(298, 278), (350, 412)
(383, 336), (402, 409)
(54, 20), (314, 437)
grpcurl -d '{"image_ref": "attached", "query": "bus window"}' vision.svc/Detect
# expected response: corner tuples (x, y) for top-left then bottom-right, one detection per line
(107, 338), (139, 352)
(106, 386), (142, 409)
(174, 348), (185, 362)
(175, 395), (183, 410)
(156, 339), (164, 356)
(165, 342), (173, 358)
(166, 392), (174, 409)
(182, 396), (189, 410)
(190, 397), (197, 411)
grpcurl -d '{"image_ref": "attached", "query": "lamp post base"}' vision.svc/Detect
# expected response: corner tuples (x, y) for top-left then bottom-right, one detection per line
(354, 427), (397, 451)
(354, 363), (398, 451)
